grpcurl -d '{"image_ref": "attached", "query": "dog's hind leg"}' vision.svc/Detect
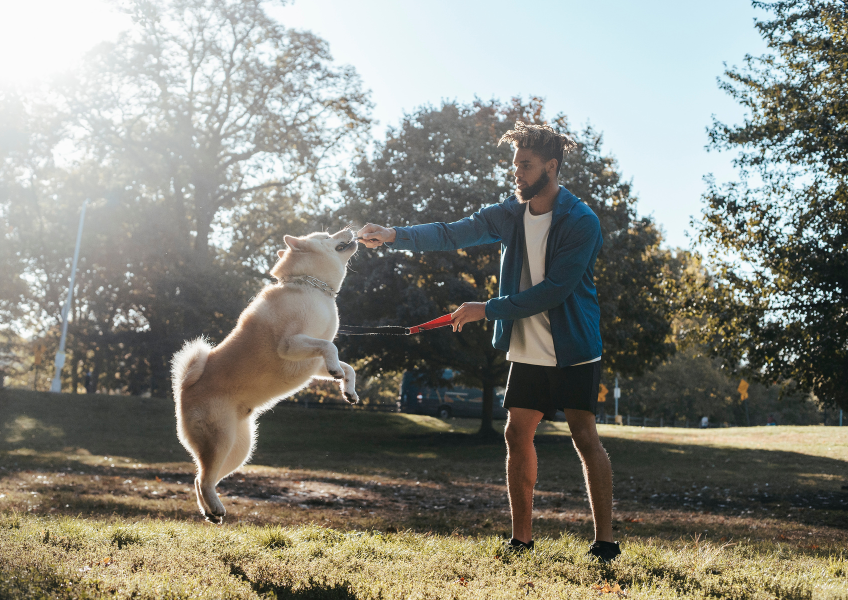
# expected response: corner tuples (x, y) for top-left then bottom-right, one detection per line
(189, 403), (237, 524)
(314, 361), (359, 404)
(218, 417), (256, 482)
(194, 478), (211, 518)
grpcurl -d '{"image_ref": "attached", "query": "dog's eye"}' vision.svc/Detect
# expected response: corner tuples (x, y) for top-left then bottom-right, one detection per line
(336, 243), (348, 251)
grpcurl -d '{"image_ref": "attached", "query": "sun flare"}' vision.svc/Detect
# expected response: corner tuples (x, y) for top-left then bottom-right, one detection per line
(0, 0), (130, 83)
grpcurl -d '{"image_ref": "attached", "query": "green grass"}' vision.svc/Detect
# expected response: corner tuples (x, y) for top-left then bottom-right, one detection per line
(1, 388), (847, 599)
(3, 514), (846, 600)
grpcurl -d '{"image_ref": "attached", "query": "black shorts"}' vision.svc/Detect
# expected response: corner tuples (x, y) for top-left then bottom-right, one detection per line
(503, 360), (601, 420)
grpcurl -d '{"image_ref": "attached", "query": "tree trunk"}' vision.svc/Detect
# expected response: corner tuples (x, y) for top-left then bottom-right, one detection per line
(193, 184), (215, 263)
(70, 349), (79, 394)
(150, 349), (170, 399)
(478, 380), (499, 439)
(91, 356), (100, 394)
(194, 208), (212, 262)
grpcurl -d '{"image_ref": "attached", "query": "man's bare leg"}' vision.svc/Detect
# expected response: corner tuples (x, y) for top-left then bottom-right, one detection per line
(563, 409), (614, 542)
(504, 407), (544, 543)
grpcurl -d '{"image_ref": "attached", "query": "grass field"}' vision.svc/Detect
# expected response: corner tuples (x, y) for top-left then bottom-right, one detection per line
(1, 388), (846, 599)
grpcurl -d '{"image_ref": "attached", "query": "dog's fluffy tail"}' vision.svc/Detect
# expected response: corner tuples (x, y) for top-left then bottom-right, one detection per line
(171, 337), (212, 403)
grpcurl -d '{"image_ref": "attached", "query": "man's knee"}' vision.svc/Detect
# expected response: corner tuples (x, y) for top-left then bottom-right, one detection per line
(504, 423), (526, 449)
(504, 421), (535, 450)
(564, 411), (600, 448)
(569, 425), (604, 456)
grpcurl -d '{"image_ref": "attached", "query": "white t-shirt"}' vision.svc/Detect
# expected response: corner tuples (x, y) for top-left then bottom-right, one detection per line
(506, 207), (601, 368)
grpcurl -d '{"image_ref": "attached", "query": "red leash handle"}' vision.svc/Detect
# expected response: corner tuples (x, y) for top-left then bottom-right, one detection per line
(408, 313), (453, 334)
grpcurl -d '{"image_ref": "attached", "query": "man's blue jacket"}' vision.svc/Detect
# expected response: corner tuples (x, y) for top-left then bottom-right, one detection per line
(389, 186), (603, 368)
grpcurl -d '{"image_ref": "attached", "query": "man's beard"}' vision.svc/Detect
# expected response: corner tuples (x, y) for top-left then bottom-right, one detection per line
(515, 169), (550, 202)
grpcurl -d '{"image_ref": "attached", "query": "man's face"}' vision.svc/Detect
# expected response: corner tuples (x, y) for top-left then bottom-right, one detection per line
(513, 147), (552, 202)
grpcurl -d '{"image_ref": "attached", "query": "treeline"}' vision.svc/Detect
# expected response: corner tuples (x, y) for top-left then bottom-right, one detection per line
(1, 0), (845, 426)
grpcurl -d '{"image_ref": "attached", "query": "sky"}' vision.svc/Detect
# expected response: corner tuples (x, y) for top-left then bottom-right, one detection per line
(0, 0), (769, 249)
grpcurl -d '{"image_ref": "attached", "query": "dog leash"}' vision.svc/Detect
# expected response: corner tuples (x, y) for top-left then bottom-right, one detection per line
(336, 313), (454, 336)
(338, 237), (455, 336)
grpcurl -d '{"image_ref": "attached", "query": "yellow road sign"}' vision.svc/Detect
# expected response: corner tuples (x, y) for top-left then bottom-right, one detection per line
(738, 379), (749, 401)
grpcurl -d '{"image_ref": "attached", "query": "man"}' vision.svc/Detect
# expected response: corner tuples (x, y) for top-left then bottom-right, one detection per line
(357, 121), (620, 562)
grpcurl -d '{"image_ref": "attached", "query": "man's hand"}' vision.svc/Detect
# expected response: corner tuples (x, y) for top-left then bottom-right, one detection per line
(451, 302), (487, 332)
(356, 223), (396, 248)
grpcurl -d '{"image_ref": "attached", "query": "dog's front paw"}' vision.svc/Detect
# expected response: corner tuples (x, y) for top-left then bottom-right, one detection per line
(343, 391), (359, 405)
(202, 510), (224, 524)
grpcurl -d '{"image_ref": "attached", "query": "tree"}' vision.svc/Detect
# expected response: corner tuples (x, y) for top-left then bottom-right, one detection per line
(0, 86), (75, 385)
(695, 0), (848, 409)
(62, 0), (371, 262)
(337, 98), (676, 436)
(0, 0), (371, 393)
(620, 345), (825, 426)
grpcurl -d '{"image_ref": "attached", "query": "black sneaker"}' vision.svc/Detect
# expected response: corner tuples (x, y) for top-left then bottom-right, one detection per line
(502, 538), (535, 555)
(587, 540), (621, 563)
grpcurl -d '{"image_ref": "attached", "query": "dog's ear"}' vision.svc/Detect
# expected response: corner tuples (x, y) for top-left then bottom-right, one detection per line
(283, 235), (311, 252)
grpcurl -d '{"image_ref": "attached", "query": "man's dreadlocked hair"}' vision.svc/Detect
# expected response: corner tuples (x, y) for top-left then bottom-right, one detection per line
(498, 121), (577, 176)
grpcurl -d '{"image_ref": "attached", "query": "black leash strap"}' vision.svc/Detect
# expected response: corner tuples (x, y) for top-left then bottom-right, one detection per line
(336, 325), (411, 336)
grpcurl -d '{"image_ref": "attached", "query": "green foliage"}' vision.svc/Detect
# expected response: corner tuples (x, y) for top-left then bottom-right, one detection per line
(696, 0), (848, 409)
(620, 346), (825, 425)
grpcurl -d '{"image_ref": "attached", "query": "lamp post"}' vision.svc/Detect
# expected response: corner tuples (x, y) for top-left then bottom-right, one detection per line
(614, 375), (621, 423)
(50, 199), (89, 393)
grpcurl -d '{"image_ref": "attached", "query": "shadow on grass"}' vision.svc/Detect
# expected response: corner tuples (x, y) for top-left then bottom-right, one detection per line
(252, 581), (357, 600)
(2, 389), (846, 536)
(1, 390), (185, 463)
(52, 493), (201, 521)
(229, 562), (357, 600)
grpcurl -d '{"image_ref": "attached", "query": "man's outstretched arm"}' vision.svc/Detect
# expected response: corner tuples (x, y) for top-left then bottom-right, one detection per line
(356, 203), (505, 254)
(356, 224), (396, 248)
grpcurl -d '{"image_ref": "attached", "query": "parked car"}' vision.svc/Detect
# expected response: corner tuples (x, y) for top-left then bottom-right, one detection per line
(398, 369), (508, 419)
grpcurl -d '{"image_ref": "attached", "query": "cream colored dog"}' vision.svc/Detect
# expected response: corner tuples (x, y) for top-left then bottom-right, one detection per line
(171, 229), (359, 523)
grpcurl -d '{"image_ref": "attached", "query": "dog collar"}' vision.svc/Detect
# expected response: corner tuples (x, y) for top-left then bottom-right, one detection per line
(280, 275), (338, 298)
